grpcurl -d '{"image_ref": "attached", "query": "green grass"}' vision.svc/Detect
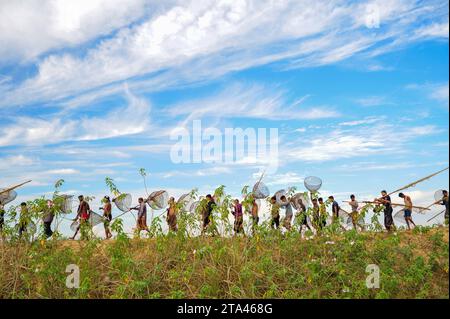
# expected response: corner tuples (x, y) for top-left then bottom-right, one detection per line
(0, 227), (448, 299)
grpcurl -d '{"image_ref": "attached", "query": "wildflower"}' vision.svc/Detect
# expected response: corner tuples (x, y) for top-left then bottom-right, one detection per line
(325, 241), (335, 245)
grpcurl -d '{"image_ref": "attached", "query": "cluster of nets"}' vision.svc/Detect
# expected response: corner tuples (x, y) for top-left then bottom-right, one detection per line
(304, 176), (322, 192)
(0, 189), (17, 205)
(148, 190), (169, 210)
(113, 193), (132, 212)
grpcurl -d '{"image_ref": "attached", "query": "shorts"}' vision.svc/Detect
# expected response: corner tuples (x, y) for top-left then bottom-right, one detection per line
(203, 213), (211, 228)
(403, 209), (412, 218)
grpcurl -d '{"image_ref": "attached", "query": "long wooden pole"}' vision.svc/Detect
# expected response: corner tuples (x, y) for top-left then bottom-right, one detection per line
(344, 201), (430, 212)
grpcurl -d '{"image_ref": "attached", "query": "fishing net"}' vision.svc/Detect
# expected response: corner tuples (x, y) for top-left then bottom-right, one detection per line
(275, 189), (287, 205)
(113, 193), (132, 213)
(189, 201), (201, 214)
(0, 189), (17, 205)
(70, 212), (104, 232)
(434, 190), (445, 202)
(148, 190), (169, 210)
(252, 181), (270, 199)
(178, 193), (194, 212)
(394, 209), (407, 224)
(292, 193), (311, 211)
(304, 176), (322, 192)
(54, 195), (74, 214)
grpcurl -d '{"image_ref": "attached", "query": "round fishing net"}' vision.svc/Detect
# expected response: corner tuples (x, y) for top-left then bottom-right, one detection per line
(113, 193), (132, 213)
(148, 190), (169, 210)
(0, 189), (17, 205)
(178, 193), (194, 212)
(54, 195), (74, 214)
(252, 181), (270, 199)
(189, 201), (201, 214)
(434, 190), (445, 202)
(304, 176), (322, 192)
(292, 193), (310, 211)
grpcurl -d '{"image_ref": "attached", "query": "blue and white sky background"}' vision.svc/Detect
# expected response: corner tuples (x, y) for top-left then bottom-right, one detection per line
(0, 0), (449, 233)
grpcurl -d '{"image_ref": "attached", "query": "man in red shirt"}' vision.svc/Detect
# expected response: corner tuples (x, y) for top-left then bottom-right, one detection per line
(71, 195), (91, 240)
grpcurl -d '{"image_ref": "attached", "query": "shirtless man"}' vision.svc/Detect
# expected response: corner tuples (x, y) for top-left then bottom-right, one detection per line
(399, 193), (416, 230)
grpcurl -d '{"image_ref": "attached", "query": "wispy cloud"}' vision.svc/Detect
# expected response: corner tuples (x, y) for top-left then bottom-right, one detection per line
(0, 0), (447, 109)
(0, 88), (151, 147)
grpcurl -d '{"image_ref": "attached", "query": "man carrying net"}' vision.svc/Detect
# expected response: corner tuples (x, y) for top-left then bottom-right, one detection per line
(71, 195), (91, 240)
(132, 197), (150, 236)
(166, 197), (178, 232)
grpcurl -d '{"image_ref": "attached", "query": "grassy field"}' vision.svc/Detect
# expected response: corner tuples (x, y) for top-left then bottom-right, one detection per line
(0, 226), (448, 299)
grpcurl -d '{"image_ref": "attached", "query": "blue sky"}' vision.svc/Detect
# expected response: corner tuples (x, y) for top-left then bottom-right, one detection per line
(0, 0), (448, 232)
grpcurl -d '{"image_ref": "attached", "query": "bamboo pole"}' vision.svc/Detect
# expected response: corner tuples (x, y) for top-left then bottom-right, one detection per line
(387, 167), (449, 196)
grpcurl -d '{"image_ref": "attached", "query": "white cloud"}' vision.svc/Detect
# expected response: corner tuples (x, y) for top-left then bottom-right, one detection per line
(0, 88), (151, 147)
(167, 83), (340, 123)
(430, 83), (449, 103)
(354, 96), (390, 107)
(283, 124), (440, 162)
(414, 21), (449, 39)
(0, 0), (447, 109)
